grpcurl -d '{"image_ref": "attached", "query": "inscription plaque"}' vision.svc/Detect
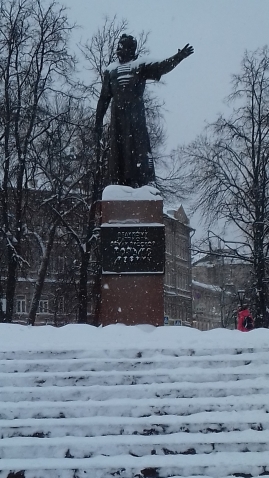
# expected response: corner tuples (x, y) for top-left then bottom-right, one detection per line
(101, 225), (165, 274)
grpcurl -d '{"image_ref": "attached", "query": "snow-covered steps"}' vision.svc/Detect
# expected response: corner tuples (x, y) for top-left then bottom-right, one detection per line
(0, 325), (269, 477)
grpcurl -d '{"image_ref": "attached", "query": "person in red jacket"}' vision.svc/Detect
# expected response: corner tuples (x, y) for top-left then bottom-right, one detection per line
(237, 305), (254, 332)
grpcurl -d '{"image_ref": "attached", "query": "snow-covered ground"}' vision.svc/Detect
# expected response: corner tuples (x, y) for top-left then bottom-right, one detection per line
(1, 322), (269, 352)
(0, 323), (269, 478)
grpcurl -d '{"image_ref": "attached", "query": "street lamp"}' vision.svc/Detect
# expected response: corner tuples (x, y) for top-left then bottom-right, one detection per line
(237, 289), (245, 307)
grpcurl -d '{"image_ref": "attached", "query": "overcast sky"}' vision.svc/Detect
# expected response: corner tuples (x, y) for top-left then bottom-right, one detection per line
(59, 0), (269, 238)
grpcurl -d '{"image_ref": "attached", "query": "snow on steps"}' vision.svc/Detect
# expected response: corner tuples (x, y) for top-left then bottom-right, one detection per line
(0, 347), (269, 477)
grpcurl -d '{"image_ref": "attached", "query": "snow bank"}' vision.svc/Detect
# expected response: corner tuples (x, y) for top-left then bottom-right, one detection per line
(0, 323), (268, 352)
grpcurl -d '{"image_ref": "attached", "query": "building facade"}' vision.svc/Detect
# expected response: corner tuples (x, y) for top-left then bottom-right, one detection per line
(163, 206), (193, 326)
(192, 280), (223, 330)
(192, 250), (253, 329)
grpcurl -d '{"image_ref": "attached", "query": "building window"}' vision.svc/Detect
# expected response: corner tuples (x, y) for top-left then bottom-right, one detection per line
(38, 300), (49, 313)
(165, 234), (172, 254)
(165, 263), (172, 286)
(182, 273), (188, 290)
(182, 240), (188, 260)
(176, 272), (188, 291)
(175, 273), (179, 289)
(175, 237), (181, 257)
(57, 296), (64, 314)
(17, 296), (26, 313)
(50, 255), (65, 273)
(0, 298), (6, 312)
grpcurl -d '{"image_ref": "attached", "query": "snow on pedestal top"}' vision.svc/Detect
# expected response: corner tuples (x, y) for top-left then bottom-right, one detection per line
(102, 185), (162, 201)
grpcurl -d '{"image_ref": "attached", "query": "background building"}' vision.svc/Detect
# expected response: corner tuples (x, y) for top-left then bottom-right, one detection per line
(163, 206), (193, 326)
(192, 250), (253, 330)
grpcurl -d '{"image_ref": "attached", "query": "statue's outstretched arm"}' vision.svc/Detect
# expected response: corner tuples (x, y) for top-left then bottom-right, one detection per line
(141, 44), (194, 80)
(158, 44), (194, 75)
(95, 71), (112, 137)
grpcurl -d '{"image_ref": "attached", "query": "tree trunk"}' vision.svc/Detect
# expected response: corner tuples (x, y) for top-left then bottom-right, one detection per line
(28, 224), (57, 326)
(77, 250), (89, 324)
(253, 222), (267, 327)
(92, 262), (102, 327)
(5, 177), (24, 322)
(77, 142), (103, 324)
(5, 246), (18, 323)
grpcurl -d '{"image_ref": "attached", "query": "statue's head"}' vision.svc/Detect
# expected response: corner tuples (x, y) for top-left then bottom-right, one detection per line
(116, 34), (137, 63)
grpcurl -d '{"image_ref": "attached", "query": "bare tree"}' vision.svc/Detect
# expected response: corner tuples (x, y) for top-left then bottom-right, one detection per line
(178, 46), (269, 327)
(0, 0), (77, 321)
(25, 96), (97, 325)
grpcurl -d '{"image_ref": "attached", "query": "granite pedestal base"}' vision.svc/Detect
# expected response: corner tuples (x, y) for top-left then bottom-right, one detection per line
(99, 187), (164, 326)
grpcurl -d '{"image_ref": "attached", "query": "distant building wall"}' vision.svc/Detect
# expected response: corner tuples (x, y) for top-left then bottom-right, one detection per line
(192, 250), (253, 330)
(163, 207), (193, 325)
(192, 280), (222, 330)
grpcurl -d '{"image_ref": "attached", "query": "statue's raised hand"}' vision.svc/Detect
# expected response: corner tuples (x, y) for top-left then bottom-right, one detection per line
(178, 44), (194, 60)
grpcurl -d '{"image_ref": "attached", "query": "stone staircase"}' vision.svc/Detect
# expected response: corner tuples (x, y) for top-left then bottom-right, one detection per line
(0, 345), (269, 477)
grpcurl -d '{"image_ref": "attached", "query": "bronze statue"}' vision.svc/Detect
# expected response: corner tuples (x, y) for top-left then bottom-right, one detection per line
(95, 34), (194, 188)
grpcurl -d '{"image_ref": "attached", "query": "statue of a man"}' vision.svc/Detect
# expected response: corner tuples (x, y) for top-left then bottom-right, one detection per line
(95, 34), (194, 188)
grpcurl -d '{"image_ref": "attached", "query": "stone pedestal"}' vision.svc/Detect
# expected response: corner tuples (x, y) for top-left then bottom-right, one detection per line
(99, 186), (165, 326)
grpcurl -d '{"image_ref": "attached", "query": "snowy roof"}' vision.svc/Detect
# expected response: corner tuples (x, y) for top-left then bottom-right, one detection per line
(193, 261), (215, 268)
(192, 279), (222, 293)
(163, 205), (191, 226)
(193, 252), (250, 267)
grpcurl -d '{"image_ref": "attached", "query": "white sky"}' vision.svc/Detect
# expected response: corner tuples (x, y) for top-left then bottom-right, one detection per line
(1, 323), (269, 475)
(60, 0), (269, 150)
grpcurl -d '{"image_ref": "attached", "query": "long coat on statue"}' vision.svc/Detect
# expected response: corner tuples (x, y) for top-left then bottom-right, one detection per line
(95, 52), (186, 187)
